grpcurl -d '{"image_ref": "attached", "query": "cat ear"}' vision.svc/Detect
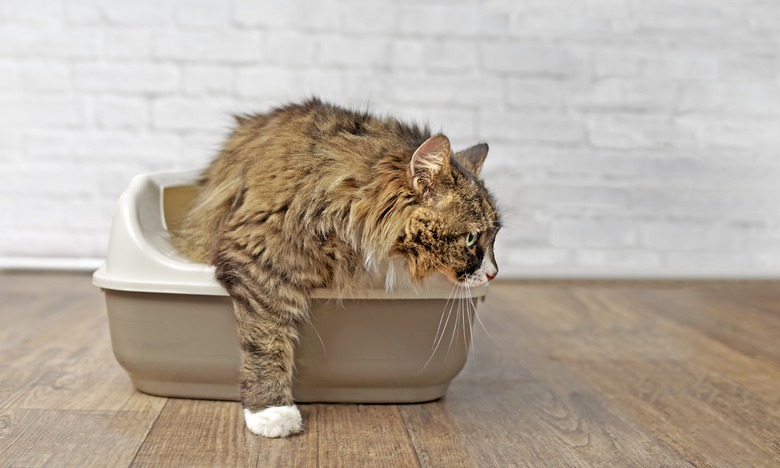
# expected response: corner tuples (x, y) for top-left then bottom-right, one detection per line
(409, 134), (451, 195)
(454, 143), (489, 176)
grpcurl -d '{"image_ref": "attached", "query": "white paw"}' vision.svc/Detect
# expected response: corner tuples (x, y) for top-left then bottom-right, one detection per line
(243, 405), (303, 438)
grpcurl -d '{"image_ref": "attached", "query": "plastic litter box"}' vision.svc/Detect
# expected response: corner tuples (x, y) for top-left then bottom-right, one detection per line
(93, 171), (487, 403)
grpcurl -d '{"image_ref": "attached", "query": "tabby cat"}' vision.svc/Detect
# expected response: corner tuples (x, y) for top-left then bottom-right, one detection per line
(172, 98), (501, 438)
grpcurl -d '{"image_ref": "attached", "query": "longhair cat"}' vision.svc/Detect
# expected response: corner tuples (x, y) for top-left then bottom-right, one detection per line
(172, 98), (501, 438)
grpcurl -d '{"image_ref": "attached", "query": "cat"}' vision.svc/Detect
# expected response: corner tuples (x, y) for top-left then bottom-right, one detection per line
(172, 98), (501, 438)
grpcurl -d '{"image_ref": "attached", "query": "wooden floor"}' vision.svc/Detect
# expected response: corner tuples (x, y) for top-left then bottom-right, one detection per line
(1, 272), (779, 467)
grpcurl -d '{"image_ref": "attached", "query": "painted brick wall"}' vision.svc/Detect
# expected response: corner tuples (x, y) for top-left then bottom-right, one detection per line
(2, 0), (780, 277)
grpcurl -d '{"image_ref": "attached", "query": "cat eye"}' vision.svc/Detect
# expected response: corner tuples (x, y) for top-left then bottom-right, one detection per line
(465, 232), (479, 247)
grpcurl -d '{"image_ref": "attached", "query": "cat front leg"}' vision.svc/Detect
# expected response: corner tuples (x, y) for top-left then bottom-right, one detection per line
(215, 261), (309, 438)
(235, 308), (303, 438)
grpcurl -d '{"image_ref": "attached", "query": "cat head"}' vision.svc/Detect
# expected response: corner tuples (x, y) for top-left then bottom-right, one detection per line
(393, 134), (501, 288)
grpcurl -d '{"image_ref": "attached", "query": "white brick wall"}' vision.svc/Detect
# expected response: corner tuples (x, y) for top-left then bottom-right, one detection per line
(2, 0), (780, 277)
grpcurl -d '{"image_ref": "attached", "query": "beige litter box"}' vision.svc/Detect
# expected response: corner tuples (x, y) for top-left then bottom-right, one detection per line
(93, 171), (487, 403)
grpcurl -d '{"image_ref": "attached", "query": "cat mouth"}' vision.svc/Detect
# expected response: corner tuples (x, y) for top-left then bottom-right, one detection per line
(441, 270), (489, 288)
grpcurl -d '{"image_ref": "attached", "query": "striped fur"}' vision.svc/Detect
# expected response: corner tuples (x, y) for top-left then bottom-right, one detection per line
(171, 98), (501, 434)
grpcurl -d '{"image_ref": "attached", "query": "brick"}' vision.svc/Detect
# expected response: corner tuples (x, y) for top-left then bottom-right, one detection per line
(747, 5), (780, 32)
(658, 158), (780, 191)
(0, 25), (98, 58)
(265, 31), (317, 66)
(0, 96), (85, 127)
(593, 53), (634, 80)
(660, 188), (780, 221)
(236, 67), (299, 99)
(551, 219), (637, 249)
(0, 62), (18, 90)
(698, 117), (780, 151)
(152, 97), (235, 131)
(521, 185), (628, 209)
(96, 97), (149, 130)
(397, 5), (505, 38)
(0, 164), (98, 196)
(678, 83), (780, 116)
(104, 29), (154, 59)
(504, 247), (572, 267)
(549, 151), (657, 180)
(174, 0), (230, 26)
(97, 0), (173, 25)
(7, 197), (66, 229)
(183, 66), (233, 95)
(236, 67), (343, 101)
(63, 200), (116, 230)
(342, 72), (390, 103)
(586, 115), (678, 149)
(0, 131), (21, 158)
(568, 78), (678, 113)
(23, 131), (75, 160)
(155, 30), (263, 63)
(74, 63), (178, 94)
(423, 40), (478, 72)
(575, 249), (662, 268)
(0, 0), (65, 21)
(392, 75), (502, 106)
(339, 4), (398, 35)
(640, 222), (744, 251)
(390, 40), (424, 70)
(0, 231), (109, 257)
(480, 164), (548, 205)
(508, 79), (564, 109)
(508, 9), (616, 38)
(65, 0), (102, 23)
(74, 131), (179, 164)
(718, 57), (775, 82)
(481, 42), (579, 75)
(663, 251), (777, 271)
(480, 112), (585, 144)
(500, 213), (550, 246)
(233, 0), (342, 31)
(640, 56), (720, 81)
(18, 62), (71, 91)
(628, 188), (668, 214)
(317, 36), (390, 68)
(629, 1), (741, 33)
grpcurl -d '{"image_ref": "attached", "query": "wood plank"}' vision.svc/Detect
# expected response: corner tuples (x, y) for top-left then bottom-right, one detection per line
(131, 399), (265, 467)
(312, 404), (420, 467)
(0, 408), (159, 466)
(133, 401), (421, 467)
(397, 402), (474, 468)
(501, 283), (780, 467)
(0, 276), (163, 414)
(443, 290), (692, 467)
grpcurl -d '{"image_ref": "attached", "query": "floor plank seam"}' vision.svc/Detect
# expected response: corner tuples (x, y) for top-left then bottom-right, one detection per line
(129, 397), (170, 467)
(397, 406), (424, 468)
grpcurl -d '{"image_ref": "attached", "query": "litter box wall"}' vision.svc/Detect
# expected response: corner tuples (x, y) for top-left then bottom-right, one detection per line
(95, 172), (487, 403)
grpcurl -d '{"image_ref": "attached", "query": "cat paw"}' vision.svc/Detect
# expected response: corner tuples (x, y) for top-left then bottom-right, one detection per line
(243, 405), (303, 438)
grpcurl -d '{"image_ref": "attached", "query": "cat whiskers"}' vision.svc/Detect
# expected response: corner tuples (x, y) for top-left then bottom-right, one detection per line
(420, 283), (459, 373)
(469, 285), (494, 347)
(420, 283), (481, 373)
(464, 286), (476, 363)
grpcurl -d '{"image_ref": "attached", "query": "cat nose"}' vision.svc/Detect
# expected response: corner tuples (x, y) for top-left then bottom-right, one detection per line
(486, 272), (496, 281)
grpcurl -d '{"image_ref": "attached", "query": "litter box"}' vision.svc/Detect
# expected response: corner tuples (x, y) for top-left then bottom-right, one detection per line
(93, 171), (488, 403)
